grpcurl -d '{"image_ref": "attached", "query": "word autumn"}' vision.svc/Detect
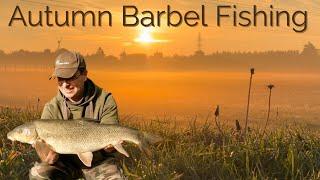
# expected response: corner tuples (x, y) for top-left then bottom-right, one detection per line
(8, 5), (308, 33)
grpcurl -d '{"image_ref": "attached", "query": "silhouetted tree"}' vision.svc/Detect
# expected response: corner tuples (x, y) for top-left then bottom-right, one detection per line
(301, 42), (318, 56)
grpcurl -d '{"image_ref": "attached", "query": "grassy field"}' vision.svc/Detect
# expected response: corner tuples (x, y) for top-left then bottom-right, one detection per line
(1, 107), (320, 179)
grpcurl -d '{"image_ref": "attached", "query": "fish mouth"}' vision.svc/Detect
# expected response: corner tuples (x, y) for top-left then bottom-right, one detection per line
(7, 132), (15, 141)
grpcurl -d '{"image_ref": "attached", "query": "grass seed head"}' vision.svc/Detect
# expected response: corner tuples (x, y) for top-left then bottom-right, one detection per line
(214, 105), (220, 117)
(250, 68), (255, 75)
(267, 84), (275, 89)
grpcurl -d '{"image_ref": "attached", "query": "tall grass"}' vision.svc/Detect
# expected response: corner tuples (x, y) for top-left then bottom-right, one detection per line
(0, 106), (40, 178)
(1, 107), (320, 179)
(245, 68), (255, 136)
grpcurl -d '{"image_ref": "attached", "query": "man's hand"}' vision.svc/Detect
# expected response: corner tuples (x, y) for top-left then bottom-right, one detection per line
(33, 140), (59, 165)
(44, 150), (59, 164)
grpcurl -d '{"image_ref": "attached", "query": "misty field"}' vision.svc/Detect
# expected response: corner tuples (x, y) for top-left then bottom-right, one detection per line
(1, 70), (320, 124)
(2, 107), (320, 179)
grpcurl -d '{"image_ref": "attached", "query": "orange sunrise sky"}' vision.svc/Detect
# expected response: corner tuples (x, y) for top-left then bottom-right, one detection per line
(0, 0), (319, 56)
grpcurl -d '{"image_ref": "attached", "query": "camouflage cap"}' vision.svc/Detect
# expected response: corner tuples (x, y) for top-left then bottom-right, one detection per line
(50, 51), (86, 79)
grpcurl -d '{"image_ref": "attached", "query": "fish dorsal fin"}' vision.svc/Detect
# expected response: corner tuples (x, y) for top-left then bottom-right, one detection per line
(77, 152), (93, 167)
(113, 143), (129, 157)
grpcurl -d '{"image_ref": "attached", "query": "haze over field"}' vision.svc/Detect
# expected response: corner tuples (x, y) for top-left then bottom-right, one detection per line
(1, 70), (320, 127)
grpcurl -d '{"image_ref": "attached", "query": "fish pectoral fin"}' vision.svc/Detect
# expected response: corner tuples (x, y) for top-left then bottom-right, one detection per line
(113, 143), (129, 157)
(77, 152), (93, 167)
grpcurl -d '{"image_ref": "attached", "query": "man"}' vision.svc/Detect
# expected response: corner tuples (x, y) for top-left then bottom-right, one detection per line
(29, 50), (126, 180)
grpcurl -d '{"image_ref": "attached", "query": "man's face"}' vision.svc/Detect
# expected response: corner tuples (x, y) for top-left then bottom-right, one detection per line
(57, 71), (87, 101)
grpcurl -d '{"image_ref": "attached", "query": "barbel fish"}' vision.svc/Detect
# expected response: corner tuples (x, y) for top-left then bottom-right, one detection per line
(7, 119), (162, 167)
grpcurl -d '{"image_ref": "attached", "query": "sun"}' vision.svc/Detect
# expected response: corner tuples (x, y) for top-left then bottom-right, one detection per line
(134, 29), (154, 43)
(134, 28), (169, 44)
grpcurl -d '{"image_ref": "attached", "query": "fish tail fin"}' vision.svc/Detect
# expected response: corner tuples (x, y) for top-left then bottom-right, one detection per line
(138, 132), (162, 158)
(142, 132), (163, 145)
(138, 142), (152, 158)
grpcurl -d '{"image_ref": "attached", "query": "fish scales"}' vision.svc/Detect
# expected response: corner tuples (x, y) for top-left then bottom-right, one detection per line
(33, 120), (141, 153)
